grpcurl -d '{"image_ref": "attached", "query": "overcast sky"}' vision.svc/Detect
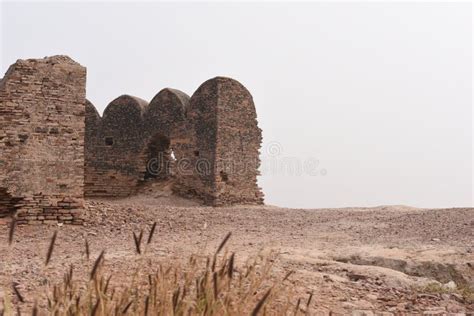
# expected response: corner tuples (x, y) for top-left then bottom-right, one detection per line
(1, 2), (472, 208)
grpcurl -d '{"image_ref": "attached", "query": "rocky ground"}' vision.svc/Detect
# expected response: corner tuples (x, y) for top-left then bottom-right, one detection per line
(1, 195), (473, 315)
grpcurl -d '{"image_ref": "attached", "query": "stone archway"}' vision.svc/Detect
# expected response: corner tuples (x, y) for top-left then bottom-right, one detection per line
(144, 133), (174, 181)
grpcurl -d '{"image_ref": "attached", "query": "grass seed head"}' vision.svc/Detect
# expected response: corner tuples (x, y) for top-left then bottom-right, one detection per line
(90, 250), (105, 280)
(8, 217), (16, 246)
(147, 222), (157, 245)
(12, 283), (24, 303)
(85, 238), (90, 260)
(251, 288), (272, 316)
(45, 230), (58, 266)
(216, 232), (232, 255)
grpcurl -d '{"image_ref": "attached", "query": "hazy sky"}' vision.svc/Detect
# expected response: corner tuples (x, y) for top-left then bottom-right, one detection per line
(1, 2), (472, 208)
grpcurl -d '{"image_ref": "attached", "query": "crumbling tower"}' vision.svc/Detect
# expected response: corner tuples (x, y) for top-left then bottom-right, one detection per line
(179, 77), (263, 205)
(0, 56), (86, 223)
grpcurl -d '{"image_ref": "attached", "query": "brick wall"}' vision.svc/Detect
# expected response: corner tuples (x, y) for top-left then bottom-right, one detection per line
(0, 56), (86, 224)
(183, 77), (264, 205)
(85, 95), (147, 197)
(85, 89), (191, 197)
(0, 55), (264, 224)
(85, 77), (264, 206)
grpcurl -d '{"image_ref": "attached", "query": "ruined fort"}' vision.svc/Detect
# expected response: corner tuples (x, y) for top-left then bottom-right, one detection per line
(0, 56), (263, 224)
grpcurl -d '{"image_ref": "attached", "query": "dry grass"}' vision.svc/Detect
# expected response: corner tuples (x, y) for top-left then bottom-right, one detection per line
(2, 221), (309, 315)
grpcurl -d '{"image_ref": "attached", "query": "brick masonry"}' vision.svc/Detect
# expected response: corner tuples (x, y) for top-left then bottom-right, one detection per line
(0, 56), (86, 224)
(0, 55), (263, 224)
(85, 95), (149, 197)
(85, 77), (264, 206)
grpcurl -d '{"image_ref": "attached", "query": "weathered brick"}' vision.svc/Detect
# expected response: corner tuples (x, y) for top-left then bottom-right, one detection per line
(84, 78), (263, 206)
(1, 55), (264, 226)
(0, 56), (86, 223)
(43, 220), (58, 225)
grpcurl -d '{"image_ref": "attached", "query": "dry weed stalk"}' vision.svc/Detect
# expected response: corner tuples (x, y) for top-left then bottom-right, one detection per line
(45, 231), (58, 266)
(3, 224), (312, 315)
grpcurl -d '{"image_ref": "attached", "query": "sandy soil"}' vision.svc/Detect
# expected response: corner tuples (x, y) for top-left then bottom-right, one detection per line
(1, 195), (473, 314)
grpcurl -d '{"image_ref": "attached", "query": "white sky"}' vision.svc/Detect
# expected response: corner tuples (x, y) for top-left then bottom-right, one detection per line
(1, 2), (472, 208)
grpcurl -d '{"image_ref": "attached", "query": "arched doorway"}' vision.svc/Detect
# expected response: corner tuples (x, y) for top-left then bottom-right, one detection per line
(144, 134), (174, 181)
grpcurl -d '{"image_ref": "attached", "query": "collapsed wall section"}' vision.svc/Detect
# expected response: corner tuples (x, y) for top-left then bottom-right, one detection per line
(0, 56), (86, 224)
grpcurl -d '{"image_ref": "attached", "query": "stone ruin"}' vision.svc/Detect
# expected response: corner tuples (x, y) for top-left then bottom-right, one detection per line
(0, 56), (86, 224)
(0, 55), (264, 224)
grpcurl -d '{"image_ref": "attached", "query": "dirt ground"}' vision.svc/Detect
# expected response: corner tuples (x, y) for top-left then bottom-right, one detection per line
(1, 195), (473, 315)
